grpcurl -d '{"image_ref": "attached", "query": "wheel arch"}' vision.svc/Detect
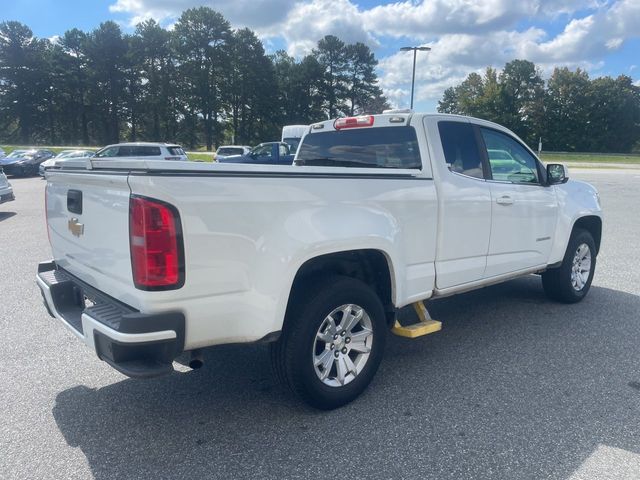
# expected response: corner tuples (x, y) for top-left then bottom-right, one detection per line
(284, 249), (397, 328)
(572, 215), (602, 254)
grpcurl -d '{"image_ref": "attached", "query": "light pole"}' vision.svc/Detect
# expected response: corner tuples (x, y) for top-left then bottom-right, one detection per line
(400, 46), (431, 109)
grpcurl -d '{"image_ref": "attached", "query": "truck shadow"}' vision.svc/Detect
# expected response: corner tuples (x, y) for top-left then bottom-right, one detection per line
(52, 277), (640, 479)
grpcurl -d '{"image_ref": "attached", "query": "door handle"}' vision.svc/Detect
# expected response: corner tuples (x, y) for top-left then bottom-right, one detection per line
(496, 195), (514, 205)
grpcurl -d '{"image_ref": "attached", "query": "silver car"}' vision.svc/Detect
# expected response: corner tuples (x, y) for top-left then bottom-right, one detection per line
(215, 145), (252, 161)
(93, 143), (188, 161)
(40, 150), (95, 176)
(0, 169), (15, 204)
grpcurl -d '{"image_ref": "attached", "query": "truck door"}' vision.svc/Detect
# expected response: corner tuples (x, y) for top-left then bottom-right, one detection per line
(478, 127), (558, 277)
(432, 120), (492, 289)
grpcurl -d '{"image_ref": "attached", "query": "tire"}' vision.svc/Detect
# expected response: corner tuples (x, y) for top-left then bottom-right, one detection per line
(542, 228), (596, 303)
(271, 275), (387, 410)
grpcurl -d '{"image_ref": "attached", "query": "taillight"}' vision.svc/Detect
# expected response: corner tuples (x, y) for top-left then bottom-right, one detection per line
(334, 115), (374, 130)
(129, 195), (184, 290)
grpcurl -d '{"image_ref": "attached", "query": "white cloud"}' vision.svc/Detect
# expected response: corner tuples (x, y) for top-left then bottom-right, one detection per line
(260, 0), (378, 56)
(109, 0), (640, 109)
(109, 0), (297, 29)
(361, 0), (602, 38)
(378, 0), (640, 107)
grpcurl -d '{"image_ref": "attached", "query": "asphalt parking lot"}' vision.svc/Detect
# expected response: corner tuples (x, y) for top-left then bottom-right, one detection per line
(1, 170), (639, 479)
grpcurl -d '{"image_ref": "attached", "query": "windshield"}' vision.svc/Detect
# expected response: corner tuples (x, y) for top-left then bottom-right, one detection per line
(94, 146), (118, 158)
(283, 137), (301, 152)
(7, 150), (31, 158)
(296, 126), (422, 169)
(58, 150), (93, 158)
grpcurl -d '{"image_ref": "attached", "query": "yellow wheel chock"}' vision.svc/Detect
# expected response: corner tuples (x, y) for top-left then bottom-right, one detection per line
(391, 301), (442, 338)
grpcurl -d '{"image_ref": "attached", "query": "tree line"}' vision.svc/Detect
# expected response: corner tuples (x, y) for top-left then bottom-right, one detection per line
(0, 7), (388, 150)
(438, 59), (640, 153)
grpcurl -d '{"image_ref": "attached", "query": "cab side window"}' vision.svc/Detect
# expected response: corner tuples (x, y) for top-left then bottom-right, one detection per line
(438, 121), (484, 179)
(480, 128), (540, 184)
(253, 145), (272, 157)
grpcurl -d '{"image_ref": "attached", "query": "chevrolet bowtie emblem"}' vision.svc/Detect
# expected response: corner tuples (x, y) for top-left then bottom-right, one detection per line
(68, 217), (84, 237)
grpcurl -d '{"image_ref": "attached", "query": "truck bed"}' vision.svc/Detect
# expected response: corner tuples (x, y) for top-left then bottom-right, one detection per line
(45, 159), (437, 349)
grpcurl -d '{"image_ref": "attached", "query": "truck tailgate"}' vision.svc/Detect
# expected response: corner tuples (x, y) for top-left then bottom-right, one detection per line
(46, 171), (136, 306)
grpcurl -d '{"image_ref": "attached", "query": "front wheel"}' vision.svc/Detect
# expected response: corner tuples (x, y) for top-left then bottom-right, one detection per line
(271, 275), (387, 410)
(542, 228), (597, 303)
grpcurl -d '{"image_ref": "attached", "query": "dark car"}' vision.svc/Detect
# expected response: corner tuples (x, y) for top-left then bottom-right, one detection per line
(216, 142), (294, 166)
(0, 149), (56, 177)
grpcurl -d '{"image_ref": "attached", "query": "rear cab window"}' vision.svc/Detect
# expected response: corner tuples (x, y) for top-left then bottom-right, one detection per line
(296, 126), (422, 169)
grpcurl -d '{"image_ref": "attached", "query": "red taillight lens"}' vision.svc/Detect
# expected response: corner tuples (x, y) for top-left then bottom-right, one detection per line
(334, 115), (374, 130)
(129, 195), (184, 290)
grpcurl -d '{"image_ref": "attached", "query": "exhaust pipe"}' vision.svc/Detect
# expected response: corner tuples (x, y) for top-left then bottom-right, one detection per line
(189, 349), (204, 369)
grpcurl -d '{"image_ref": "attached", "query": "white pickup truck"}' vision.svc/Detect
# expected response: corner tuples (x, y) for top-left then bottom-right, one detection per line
(37, 112), (602, 409)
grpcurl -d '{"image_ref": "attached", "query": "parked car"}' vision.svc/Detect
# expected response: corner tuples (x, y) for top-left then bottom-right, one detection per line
(216, 142), (294, 165)
(93, 142), (188, 161)
(281, 124), (309, 152)
(0, 149), (55, 176)
(40, 150), (95, 176)
(37, 112), (602, 410)
(0, 169), (15, 204)
(215, 145), (252, 161)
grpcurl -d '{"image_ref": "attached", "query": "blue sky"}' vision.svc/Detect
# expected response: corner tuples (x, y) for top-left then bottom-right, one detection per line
(3, 0), (639, 112)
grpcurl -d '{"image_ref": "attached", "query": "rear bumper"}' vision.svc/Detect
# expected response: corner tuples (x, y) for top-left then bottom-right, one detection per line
(36, 261), (185, 378)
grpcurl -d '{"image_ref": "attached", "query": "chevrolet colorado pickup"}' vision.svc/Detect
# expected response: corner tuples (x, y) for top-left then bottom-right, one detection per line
(37, 112), (602, 409)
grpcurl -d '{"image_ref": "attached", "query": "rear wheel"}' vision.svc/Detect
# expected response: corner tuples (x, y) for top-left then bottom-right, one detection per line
(542, 229), (596, 303)
(271, 275), (386, 410)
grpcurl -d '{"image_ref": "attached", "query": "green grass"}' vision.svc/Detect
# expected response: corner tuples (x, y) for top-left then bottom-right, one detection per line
(539, 153), (640, 164)
(187, 152), (215, 162)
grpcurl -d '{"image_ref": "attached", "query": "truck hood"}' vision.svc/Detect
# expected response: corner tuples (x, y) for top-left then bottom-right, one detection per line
(566, 178), (599, 196)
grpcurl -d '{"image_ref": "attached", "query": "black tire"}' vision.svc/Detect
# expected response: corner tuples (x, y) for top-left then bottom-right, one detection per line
(271, 275), (387, 410)
(542, 228), (596, 303)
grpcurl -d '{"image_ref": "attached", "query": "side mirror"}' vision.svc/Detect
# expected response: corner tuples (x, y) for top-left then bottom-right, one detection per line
(547, 163), (568, 185)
